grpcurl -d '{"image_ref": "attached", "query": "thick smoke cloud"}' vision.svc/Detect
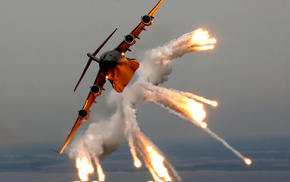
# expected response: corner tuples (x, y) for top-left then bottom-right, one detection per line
(66, 29), (230, 181)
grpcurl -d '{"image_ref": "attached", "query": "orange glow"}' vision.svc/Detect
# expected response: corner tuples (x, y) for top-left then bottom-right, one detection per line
(186, 99), (206, 124)
(146, 146), (172, 181)
(96, 163), (105, 181)
(190, 29), (216, 51)
(147, 146), (153, 152)
(76, 157), (94, 181)
(244, 158), (252, 165)
(212, 101), (218, 107)
(142, 83), (210, 128)
(200, 122), (207, 128)
(134, 157), (142, 168)
(133, 132), (174, 181)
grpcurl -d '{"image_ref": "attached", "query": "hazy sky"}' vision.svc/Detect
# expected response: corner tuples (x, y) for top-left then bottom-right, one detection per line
(0, 0), (289, 146)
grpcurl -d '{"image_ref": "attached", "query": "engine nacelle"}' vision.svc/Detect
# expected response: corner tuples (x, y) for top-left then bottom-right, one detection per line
(90, 85), (101, 95)
(124, 34), (136, 45)
(142, 15), (153, 26)
(78, 109), (89, 119)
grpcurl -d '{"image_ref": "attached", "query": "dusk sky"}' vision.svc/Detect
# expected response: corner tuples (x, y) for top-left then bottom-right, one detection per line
(0, 0), (289, 148)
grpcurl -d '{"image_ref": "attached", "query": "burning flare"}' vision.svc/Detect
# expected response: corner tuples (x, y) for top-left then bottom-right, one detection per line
(124, 101), (181, 181)
(139, 81), (252, 165)
(200, 122), (207, 129)
(139, 81), (209, 129)
(68, 28), (251, 182)
(190, 29), (216, 51)
(186, 99), (206, 124)
(135, 132), (176, 181)
(75, 156), (106, 181)
(146, 146), (172, 181)
(244, 158), (252, 165)
(134, 157), (142, 168)
(76, 157), (94, 181)
(96, 162), (106, 181)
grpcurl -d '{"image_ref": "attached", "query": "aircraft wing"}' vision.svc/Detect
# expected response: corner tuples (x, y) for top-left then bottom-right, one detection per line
(114, 0), (163, 53)
(59, 72), (106, 154)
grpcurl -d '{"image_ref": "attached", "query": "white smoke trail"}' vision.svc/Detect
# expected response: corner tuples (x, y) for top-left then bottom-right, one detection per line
(103, 29), (212, 180)
(123, 99), (142, 168)
(68, 106), (127, 180)
(138, 29), (213, 84)
(67, 29), (244, 181)
(134, 130), (181, 181)
(123, 97), (181, 181)
(139, 81), (206, 128)
(139, 81), (207, 125)
(139, 81), (249, 163)
(180, 91), (218, 107)
(203, 127), (247, 160)
(68, 107), (126, 160)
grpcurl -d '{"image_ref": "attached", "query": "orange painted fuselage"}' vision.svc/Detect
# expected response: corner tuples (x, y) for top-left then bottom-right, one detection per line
(99, 50), (139, 92)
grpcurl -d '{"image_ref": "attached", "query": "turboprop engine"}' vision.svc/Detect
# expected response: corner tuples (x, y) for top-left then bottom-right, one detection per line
(78, 109), (89, 120)
(124, 15), (154, 46)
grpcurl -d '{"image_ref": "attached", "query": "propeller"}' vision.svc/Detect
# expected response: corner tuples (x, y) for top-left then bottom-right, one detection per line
(73, 28), (118, 92)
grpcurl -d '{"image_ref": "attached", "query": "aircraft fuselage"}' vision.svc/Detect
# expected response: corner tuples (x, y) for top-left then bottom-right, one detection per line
(99, 50), (139, 92)
(59, 0), (164, 154)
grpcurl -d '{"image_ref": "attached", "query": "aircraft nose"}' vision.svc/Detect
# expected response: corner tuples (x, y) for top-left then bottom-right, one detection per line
(104, 54), (116, 62)
(100, 54), (117, 69)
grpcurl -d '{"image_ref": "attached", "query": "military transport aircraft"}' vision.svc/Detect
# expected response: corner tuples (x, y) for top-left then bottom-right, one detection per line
(59, 0), (163, 154)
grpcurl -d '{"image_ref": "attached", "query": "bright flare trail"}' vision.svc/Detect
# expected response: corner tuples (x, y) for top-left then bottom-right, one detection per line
(139, 81), (251, 165)
(96, 162), (105, 181)
(190, 29), (216, 51)
(180, 91), (218, 107)
(139, 81), (209, 129)
(138, 29), (217, 85)
(67, 29), (251, 181)
(203, 127), (252, 165)
(123, 101), (181, 181)
(76, 157), (94, 181)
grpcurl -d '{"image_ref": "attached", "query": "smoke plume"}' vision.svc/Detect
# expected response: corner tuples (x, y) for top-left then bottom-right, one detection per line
(65, 29), (250, 182)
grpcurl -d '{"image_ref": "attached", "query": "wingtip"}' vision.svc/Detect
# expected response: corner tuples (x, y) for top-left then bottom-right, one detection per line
(59, 143), (68, 155)
(59, 147), (65, 155)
